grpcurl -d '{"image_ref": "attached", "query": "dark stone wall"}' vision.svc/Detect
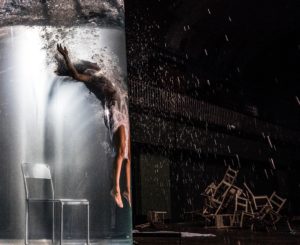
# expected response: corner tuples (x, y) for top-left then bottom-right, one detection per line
(125, 0), (300, 223)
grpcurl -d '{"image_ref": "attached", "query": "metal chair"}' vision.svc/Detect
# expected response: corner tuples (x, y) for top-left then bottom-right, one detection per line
(21, 163), (89, 245)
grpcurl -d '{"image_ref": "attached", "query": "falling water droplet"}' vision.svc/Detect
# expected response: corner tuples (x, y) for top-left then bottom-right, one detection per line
(227, 145), (231, 153)
(264, 169), (269, 179)
(295, 96), (300, 106)
(225, 34), (229, 42)
(269, 158), (276, 169)
(235, 154), (240, 168)
(266, 135), (273, 148)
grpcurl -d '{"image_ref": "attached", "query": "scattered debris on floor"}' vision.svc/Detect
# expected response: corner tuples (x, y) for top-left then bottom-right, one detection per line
(147, 210), (168, 224)
(180, 232), (216, 238)
(135, 223), (151, 229)
(133, 230), (216, 237)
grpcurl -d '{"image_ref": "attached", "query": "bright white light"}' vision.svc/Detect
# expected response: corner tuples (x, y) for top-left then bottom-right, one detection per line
(13, 27), (50, 162)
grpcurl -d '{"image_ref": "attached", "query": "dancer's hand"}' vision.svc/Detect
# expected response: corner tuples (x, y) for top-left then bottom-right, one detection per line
(57, 44), (68, 57)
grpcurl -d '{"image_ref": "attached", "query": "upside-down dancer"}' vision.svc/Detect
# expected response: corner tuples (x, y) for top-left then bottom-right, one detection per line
(57, 44), (131, 208)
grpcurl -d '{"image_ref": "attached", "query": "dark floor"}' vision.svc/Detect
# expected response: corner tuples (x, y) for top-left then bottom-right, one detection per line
(133, 223), (300, 245)
(134, 230), (300, 245)
(0, 240), (131, 244)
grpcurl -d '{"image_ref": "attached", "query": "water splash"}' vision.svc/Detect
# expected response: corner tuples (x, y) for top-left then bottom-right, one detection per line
(2, 25), (129, 237)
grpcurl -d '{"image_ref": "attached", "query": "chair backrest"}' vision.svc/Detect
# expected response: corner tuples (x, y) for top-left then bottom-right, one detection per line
(243, 183), (256, 209)
(229, 185), (243, 196)
(235, 196), (248, 213)
(269, 192), (286, 213)
(21, 163), (54, 200)
(223, 166), (238, 184)
(204, 182), (217, 196)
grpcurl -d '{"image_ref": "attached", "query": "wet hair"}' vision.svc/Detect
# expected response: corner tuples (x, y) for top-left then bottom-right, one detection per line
(55, 55), (100, 76)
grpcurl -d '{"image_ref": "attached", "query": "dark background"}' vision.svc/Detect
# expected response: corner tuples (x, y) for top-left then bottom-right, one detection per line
(125, 0), (300, 224)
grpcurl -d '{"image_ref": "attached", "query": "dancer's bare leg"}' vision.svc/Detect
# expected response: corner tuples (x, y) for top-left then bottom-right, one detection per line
(111, 125), (126, 208)
(123, 136), (131, 207)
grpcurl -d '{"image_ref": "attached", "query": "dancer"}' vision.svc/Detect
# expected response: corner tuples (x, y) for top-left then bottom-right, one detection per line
(56, 44), (131, 208)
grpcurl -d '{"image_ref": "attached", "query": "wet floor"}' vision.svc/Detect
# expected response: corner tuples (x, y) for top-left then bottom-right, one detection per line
(133, 227), (300, 245)
(134, 230), (300, 245)
(0, 239), (131, 245)
(0, 230), (299, 244)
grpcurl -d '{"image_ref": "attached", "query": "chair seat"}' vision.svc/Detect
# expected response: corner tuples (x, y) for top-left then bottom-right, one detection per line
(27, 198), (89, 205)
(58, 198), (89, 205)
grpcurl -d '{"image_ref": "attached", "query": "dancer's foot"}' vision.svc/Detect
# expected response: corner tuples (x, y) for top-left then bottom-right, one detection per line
(110, 189), (123, 208)
(123, 191), (131, 207)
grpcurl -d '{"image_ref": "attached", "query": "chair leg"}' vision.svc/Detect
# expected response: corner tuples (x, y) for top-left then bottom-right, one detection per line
(60, 203), (64, 245)
(287, 219), (294, 233)
(87, 204), (90, 245)
(52, 202), (55, 244)
(25, 201), (29, 245)
(240, 213), (244, 228)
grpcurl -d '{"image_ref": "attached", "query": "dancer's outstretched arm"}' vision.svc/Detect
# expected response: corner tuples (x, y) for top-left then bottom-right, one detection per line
(57, 44), (91, 83)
